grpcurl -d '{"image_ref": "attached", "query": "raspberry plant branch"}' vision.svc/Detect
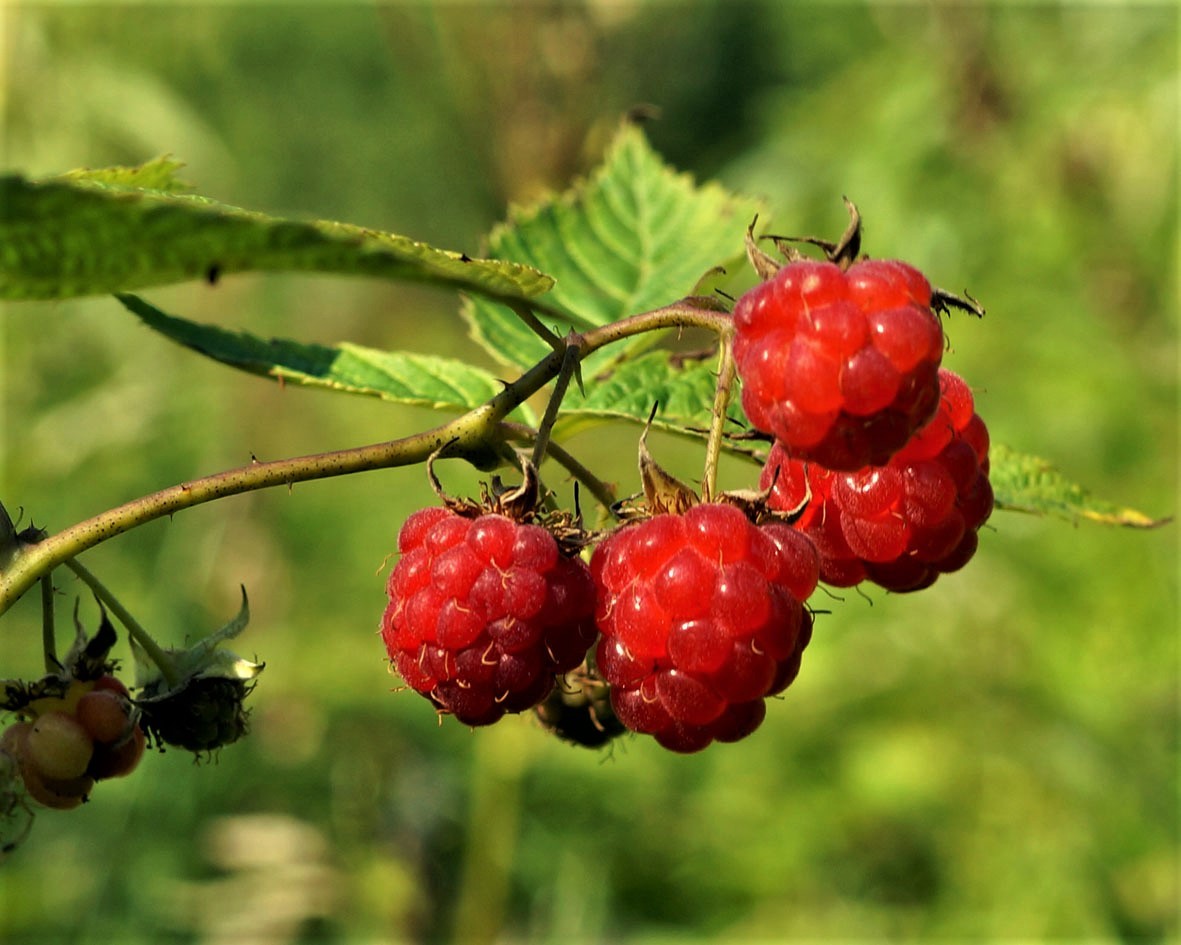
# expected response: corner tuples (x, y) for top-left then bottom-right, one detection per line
(0, 297), (730, 617)
(63, 558), (181, 689)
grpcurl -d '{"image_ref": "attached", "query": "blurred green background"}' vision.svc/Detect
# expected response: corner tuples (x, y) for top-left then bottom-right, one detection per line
(1, 3), (1177, 943)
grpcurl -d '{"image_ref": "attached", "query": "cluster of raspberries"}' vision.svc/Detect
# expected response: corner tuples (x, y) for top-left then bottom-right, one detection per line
(381, 503), (818, 753)
(381, 244), (992, 753)
(735, 254), (992, 591)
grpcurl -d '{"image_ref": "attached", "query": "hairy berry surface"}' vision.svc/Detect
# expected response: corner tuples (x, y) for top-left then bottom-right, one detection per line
(762, 369), (993, 591)
(382, 509), (597, 726)
(734, 258), (944, 470)
(590, 503), (818, 753)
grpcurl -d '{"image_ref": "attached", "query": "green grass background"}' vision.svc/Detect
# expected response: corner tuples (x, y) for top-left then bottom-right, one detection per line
(1, 3), (1177, 943)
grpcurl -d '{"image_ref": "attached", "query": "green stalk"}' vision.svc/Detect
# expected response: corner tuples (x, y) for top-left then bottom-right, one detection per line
(530, 337), (582, 470)
(40, 574), (57, 674)
(64, 558), (180, 688)
(700, 329), (737, 502)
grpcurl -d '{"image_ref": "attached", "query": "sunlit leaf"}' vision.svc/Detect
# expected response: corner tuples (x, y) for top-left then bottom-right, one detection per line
(552, 350), (746, 447)
(990, 443), (1170, 528)
(118, 293), (534, 423)
(56, 155), (193, 193)
(463, 123), (763, 373)
(0, 162), (553, 302)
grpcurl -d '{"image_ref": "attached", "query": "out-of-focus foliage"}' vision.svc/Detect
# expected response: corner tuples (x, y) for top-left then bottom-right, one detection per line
(0, 3), (1176, 944)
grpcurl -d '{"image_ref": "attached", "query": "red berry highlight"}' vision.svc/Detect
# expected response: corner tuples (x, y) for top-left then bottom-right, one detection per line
(734, 258), (944, 470)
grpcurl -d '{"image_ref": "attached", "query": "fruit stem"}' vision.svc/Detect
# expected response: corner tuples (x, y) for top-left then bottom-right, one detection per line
(701, 329), (737, 502)
(530, 335), (582, 471)
(62, 558), (180, 689)
(40, 574), (57, 674)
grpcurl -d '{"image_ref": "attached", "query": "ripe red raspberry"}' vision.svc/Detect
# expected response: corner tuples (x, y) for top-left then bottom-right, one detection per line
(734, 258), (944, 470)
(761, 369), (993, 592)
(381, 508), (598, 726)
(590, 503), (818, 753)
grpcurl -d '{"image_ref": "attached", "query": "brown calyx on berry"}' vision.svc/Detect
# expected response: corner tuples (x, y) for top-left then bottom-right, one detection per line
(426, 449), (592, 558)
(931, 286), (986, 319)
(744, 215), (785, 282)
(2, 603), (123, 718)
(427, 446), (544, 520)
(612, 405), (699, 522)
(746, 198), (865, 280)
(715, 476), (812, 528)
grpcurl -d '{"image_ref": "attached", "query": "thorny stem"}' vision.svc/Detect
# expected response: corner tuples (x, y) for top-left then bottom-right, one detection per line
(701, 330), (738, 502)
(64, 558), (180, 688)
(40, 574), (56, 674)
(0, 299), (731, 617)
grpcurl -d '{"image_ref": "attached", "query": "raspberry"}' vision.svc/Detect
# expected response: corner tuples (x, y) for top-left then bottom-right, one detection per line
(87, 725), (146, 781)
(381, 508), (598, 726)
(75, 690), (134, 746)
(137, 676), (254, 753)
(590, 503), (818, 753)
(734, 258), (944, 470)
(25, 711), (94, 781)
(761, 369), (993, 591)
(1, 721), (94, 810)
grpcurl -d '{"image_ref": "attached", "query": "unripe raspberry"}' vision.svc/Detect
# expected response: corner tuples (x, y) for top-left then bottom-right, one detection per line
(382, 509), (598, 726)
(88, 725), (146, 781)
(76, 690), (134, 746)
(2, 721), (94, 810)
(591, 503), (817, 753)
(92, 674), (131, 699)
(734, 258), (944, 470)
(19, 766), (94, 811)
(25, 711), (94, 781)
(761, 369), (992, 591)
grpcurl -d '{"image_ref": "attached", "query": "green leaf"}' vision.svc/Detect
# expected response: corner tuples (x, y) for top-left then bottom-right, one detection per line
(990, 443), (1170, 528)
(463, 123), (763, 373)
(0, 161), (553, 302)
(117, 293), (534, 423)
(55, 155), (194, 193)
(552, 350), (746, 444)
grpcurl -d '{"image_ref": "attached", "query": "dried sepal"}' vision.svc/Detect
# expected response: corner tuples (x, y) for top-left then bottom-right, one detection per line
(427, 450), (593, 558)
